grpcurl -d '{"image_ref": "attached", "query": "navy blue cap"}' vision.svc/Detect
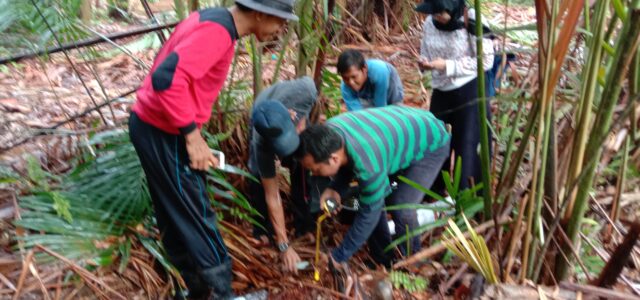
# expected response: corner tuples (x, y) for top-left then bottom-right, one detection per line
(252, 100), (299, 157)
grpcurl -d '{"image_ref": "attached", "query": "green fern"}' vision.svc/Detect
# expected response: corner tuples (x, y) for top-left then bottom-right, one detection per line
(389, 270), (428, 293)
(50, 191), (73, 223)
(26, 156), (50, 190)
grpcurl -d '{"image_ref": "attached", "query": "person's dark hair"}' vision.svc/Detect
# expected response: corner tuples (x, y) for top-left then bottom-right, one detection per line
(295, 124), (343, 162)
(235, 2), (254, 12)
(337, 49), (366, 74)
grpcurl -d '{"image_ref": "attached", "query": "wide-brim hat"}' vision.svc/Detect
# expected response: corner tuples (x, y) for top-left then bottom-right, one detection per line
(252, 100), (300, 157)
(236, 0), (299, 21)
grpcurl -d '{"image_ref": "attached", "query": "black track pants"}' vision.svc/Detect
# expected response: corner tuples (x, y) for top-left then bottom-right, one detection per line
(430, 78), (492, 192)
(129, 113), (233, 299)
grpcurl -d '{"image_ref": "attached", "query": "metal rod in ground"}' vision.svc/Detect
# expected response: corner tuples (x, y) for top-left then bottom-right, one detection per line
(0, 22), (178, 65)
(29, 0), (108, 126)
(140, 0), (167, 44)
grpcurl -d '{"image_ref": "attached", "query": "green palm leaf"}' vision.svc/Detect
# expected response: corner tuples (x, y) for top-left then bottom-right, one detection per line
(15, 129), (258, 282)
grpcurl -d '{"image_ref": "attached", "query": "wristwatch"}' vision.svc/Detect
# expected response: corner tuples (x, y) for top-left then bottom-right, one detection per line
(277, 242), (289, 253)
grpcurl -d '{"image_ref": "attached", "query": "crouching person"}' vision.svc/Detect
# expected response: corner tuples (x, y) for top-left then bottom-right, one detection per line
(337, 49), (404, 111)
(247, 76), (318, 274)
(296, 105), (451, 272)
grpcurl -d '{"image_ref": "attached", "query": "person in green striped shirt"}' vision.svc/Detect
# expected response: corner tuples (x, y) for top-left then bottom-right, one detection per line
(296, 105), (451, 268)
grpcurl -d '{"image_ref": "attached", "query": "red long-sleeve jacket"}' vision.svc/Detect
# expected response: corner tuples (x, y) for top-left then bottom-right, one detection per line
(133, 8), (238, 135)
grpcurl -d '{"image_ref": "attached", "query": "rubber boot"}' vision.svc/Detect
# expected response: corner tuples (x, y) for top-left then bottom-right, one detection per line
(169, 253), (209, 300)
(199, 259), (234, 300)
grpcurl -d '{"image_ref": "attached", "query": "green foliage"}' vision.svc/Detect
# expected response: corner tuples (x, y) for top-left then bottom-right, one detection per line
(14, 129), (258, 273)
(0, 0), (88, 56)
(443, 214), (499, 284)
(321, 69), (343, 119)
(173, 0), (186, 19)
(420, 71), (432, 91)
(389, 270), (428, 293)
(50, 191), (73, 223)
(574, 218), (605, 282)
(214, 46), (252, 131)
(294, 0), (324, 76)
(65, 130), (152, 226)
(26, 156), (51, 190)
(0, 165), (20, 184)
(106, 0), (129, 15)
(384, 158), (484, 251)
(600, 145), (640, 183)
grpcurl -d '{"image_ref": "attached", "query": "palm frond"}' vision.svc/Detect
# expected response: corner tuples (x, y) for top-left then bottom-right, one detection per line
(14, 129), (259, 288)
(442, 214), (499, 284)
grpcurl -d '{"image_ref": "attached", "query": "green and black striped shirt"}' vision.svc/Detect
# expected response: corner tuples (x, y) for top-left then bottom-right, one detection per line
(327, 105), (450, 204)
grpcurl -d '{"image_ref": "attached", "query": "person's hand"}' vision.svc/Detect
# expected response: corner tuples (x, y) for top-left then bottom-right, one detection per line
(185, 130), (218, 171)
(419, 57), (447, 71)
(418, 56), (430, 70)
(429, 58), (446, 71)
(281, 247), (302, 274)
(320, 188), (341, 216)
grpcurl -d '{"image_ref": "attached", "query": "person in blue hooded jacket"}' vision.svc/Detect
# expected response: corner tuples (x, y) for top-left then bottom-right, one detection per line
(337, 49), (404, 111)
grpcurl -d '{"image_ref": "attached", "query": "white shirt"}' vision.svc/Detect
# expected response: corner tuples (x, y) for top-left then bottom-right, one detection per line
(420, 10), (494, 91)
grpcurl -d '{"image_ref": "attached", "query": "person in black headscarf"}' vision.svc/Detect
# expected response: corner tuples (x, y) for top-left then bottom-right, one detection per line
(415, 0), (494, 192)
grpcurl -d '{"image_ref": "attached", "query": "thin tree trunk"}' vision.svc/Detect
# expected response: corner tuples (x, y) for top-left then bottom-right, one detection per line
(312, 0), (336, 90)
(358, 0), (375, 41)
(474, 0), (492, 219)
(80, 0), (92, 23)
(189, 0), (199, 12)
(295, 0), (314, 76)
(250, 36), (263, 99)
(543, 105), (557, 219)
(174, 0), (186, 19)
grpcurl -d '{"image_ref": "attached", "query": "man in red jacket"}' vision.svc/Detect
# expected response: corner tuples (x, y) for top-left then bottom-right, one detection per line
(128, 1), (297, 299)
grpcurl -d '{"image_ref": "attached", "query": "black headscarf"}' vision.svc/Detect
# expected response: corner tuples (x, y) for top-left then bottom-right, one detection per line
(434, 0), (466, 31)
(415, 0), (492, 35)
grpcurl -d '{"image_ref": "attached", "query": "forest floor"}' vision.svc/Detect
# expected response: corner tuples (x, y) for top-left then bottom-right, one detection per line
(2, 1), (640, 299)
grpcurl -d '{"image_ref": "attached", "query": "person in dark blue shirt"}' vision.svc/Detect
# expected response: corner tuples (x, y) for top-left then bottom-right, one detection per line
(337, 49), (404, 110)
